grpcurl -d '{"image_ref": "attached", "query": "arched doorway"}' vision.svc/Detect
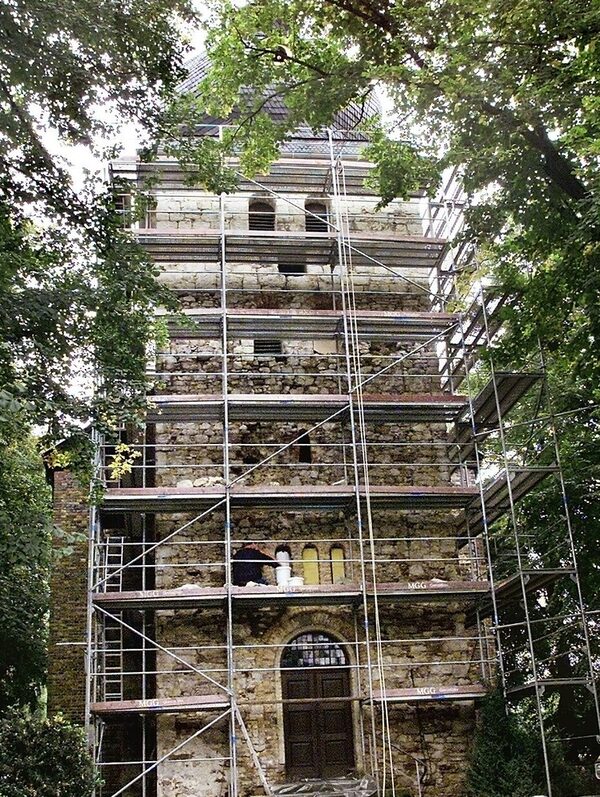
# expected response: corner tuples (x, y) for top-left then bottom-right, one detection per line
(281, 631), (355, 779)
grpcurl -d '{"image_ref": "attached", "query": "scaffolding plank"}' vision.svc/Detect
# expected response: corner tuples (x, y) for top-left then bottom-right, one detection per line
(506, 678), (591, 697)
(371, 684), (487, 703)
(147, 393), (468, 424)
(466, 569), (574, 625)
(101, 484), (479, 513)
(374, 580), (489, 603)
(460, 467), (557, 538)
(138, 230), (446, 270)
(93, 587), (227, 610)
(136, 160), (383, 195)
(92, 579), (490, 611)
(468, 372), (543, 428)
(494, 569), (574, 608)
(158, 307), (459, 341)
(91, 694), (230, 716)
(452, 372), (543, 465)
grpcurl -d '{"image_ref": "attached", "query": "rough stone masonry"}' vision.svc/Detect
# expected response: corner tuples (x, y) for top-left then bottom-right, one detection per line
(48, 155), (487, 797)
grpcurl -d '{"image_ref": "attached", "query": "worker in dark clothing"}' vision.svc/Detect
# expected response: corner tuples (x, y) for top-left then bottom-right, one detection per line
(232, 542), (278, 586)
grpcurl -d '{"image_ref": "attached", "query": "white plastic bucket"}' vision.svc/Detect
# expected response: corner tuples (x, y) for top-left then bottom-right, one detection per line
(288, 576), (304, 588)
(276, 565), (291, 587)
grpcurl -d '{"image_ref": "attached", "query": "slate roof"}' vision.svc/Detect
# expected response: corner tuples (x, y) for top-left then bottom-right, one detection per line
(179, 53), (380, 137)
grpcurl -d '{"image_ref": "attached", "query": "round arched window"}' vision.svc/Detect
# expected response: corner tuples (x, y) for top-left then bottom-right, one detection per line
(281, 632), (348, 668)
(305, 201), (329, 232)
(249, 200), (275, 231)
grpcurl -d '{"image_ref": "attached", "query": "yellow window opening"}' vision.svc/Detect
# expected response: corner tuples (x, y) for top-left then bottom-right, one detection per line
(302, 546), (320, 585)
(331, 546), (345, 584)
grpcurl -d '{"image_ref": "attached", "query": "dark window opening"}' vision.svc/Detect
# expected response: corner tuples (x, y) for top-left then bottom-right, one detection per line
(230, 450), (260, 477)
(249, 200), (275, 231)
(254, 339), (284, 360)
(297, 431), (312, 464)
(278, 260), (306, 275)
(305, 201), (329, 233)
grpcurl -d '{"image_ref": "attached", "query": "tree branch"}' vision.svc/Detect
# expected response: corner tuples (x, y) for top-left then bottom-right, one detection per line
(323, 0), (588, 202)
(481, 102), (588, 201)
(0, 77), (62, 178)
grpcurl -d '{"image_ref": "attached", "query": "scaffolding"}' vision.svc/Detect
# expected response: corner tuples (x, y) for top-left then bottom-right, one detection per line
(84, 125), (600, 797)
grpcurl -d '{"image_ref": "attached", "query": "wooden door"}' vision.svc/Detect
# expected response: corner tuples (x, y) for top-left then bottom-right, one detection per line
(282, 667), (354, 779)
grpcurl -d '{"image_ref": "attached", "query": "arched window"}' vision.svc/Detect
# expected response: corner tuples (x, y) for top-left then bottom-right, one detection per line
(281, 631), (348, 668)
(249, 200), (275, 231)
(330, 546), (346, 584)
(305, 201), (328, 233)
(302, 545), (320, 585)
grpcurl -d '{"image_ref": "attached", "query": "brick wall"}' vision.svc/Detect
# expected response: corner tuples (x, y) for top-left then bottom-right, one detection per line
(47, 470), (89, 722)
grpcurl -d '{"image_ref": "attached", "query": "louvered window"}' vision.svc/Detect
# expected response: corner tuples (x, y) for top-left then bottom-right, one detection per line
(305, 201), (329, 232)
(249, 200), (275, 231)
(253, 339), (283, 357)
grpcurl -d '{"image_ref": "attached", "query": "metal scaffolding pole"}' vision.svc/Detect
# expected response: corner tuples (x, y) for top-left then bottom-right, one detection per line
(328, 131), (398, 796)
(85, 129), (600, 796)
(219, 157), (240, 797)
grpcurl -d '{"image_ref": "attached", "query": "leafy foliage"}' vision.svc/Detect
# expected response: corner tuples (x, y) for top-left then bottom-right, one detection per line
(0, 708), (99, 797)
(467, 690), (594, 796)
(184, 0), (600, 388)
(0, 0), (192, 200)
(0, 0), (191, 455)
(0, 0), (189, 715)
(0, 426), (51, 711)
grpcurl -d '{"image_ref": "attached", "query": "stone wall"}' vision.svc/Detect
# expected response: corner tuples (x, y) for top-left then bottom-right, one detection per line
(149, 191), (422, 237)
(154, 603), (481, 797)
(157, 263), (432, 313)
(39, 164), (489, 797)
(144, 175), (482, 797)
(155, 337), (440, 397)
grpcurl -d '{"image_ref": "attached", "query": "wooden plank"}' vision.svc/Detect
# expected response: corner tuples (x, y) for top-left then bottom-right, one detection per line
(461, 467), (557, 537)
(92, 579), (490, 611)
(91, 694), (229, 716)
(469, 569), (575, 624)
(371, 684), (487, 703)
(158, 306), (459, 341)
(101, 484), (478, 513)
(469, 372), (543, 428)
(146, 393), (468, 423)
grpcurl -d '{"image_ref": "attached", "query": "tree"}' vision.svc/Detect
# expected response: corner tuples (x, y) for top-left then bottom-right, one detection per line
(0, 0), (193, 457)
(467, 689), (594, 797)
(0, 708), (99, 797)
(0, 0), (192, 716)
(170, 0), (600, 389)
(0, 0), (191, 205)
(0, 417), (51, 711)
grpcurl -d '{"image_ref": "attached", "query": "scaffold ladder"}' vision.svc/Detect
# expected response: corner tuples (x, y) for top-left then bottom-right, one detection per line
(102, 536), (125, 702)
